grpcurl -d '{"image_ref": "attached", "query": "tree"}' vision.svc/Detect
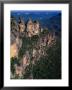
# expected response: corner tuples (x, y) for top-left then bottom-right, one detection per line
(33, 38), (61, 79)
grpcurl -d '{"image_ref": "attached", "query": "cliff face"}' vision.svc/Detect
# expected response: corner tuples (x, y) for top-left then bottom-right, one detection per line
(10, 17), (61, 79)
(11, 18), (40, 36)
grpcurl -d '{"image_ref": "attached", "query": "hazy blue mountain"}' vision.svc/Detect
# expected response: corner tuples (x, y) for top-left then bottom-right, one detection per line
(11, 11), (61, 32)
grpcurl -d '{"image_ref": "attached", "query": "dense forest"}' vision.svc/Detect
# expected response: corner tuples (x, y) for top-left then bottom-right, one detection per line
(11, 29), (61, 79)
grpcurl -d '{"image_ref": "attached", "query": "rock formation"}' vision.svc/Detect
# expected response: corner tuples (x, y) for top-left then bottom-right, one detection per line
(10, 16), (57, 79)
(18, 17), (26, 33)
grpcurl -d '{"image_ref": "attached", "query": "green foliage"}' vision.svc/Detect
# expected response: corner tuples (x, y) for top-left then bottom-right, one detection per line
(10, 57), (18, 74)
(23, 65), (32, 79)
(10, 57), (19, 74)
(18, 35), (39, 58)
(11, 31), (61, 79)
(40, 29), (49, 37)
(31, 35), (39, 46)
(33, 38), (61, 79)
(18, 37), (31, 58)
